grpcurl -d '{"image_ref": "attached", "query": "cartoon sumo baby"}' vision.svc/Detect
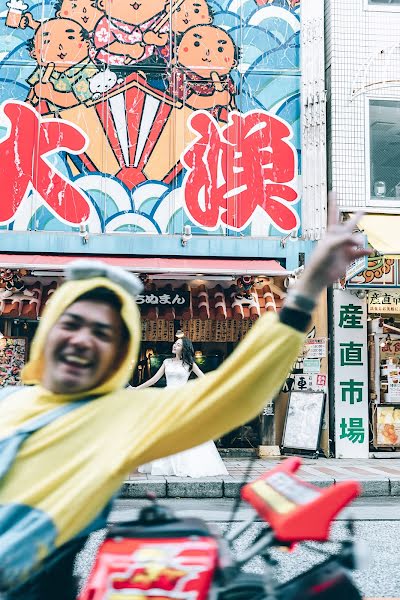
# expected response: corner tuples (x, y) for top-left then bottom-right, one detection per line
(93, 0), (170, 67)
(19, 0), (104, 34)
(157, 0), (213, 63)
(170, 24), (237, 118)
(173, 0), (212, 37)
(26, 18), (99, 110)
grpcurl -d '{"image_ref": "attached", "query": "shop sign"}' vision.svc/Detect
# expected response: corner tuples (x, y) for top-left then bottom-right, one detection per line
(294, 373), (327, 392)
(368, 291), (400, 313)
(303, 358), (321, 373)
(333, 290), (369, 458)
(388, 382), (400, 403)
(136, 290), (190, 307)
(263, 404), (274, 416)
(381, 340), (400, 357)
(304, 338), (327, 358)
(347, 257), (397, 288)
(345, 238), (368, 281)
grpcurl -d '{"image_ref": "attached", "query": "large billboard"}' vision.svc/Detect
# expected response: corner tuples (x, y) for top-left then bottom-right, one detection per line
(0, 0), (301, 237)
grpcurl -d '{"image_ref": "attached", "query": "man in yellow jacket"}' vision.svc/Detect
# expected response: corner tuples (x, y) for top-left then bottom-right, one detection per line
(0, 204), (368, 599)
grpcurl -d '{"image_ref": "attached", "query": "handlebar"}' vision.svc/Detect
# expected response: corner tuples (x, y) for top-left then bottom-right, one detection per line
(241, 457), (360, 543)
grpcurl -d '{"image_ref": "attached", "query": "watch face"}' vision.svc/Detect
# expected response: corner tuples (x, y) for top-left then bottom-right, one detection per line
(290, 293), (315, 312)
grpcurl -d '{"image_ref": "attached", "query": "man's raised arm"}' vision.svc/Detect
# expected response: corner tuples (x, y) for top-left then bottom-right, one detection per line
(121, 198), (369, 468)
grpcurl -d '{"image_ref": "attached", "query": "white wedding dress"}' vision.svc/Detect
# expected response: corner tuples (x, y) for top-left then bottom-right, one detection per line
(138, 359), (228, 478)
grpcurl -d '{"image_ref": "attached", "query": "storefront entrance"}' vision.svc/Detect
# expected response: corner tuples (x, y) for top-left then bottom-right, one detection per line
(335, 256), (400, 457)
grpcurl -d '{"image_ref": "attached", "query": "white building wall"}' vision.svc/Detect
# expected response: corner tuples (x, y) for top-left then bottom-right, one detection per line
(325, 0), (400, 211)
(301, 0), (327, 240)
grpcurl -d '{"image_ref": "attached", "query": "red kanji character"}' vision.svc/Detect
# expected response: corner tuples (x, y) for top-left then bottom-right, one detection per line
(0, 101), (90, 225)
(182, 110), (299, 232)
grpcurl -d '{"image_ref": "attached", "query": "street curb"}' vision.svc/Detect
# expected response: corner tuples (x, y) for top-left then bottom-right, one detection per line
(120, 477), (395, 498)
(389, 478), (400, 496)
(356, 478), (390, 497)
(167, 477), (224, 498)
(120, 479), (167, 498)
(332, 477), (390, 497)
(223, 478), (243, 498)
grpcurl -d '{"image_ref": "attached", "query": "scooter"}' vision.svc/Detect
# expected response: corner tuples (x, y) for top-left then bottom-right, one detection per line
(78, 456), (364, 600)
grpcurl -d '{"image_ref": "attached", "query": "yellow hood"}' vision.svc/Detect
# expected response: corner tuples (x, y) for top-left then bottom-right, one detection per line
(21, 266), (142, 396)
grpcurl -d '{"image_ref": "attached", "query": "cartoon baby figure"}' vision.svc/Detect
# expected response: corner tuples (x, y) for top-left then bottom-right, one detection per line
(26, 18), (99, 111)
(170, 25), (237, 118)
(93, 0), (170, 67)
(172, 0), (212, 38)
(19, 0), (104, 34)
(55, 0), (104, 31)
(156, 0), (213, 64)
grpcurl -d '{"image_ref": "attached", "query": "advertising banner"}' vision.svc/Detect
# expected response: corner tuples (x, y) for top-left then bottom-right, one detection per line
(0, 0), (301, 239)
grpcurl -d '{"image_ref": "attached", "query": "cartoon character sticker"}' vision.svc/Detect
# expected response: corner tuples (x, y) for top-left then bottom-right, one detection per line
(88, 67), (124, 99)
(26, 18), (99, 110)
(170, 25), (237, 118)
(93, 0), (170, 67)
(18, 0), (105, 34)
(104, 542), (216, 600)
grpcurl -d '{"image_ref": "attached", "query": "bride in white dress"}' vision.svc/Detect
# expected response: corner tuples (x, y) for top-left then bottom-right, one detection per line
(135, 337), (228, 478)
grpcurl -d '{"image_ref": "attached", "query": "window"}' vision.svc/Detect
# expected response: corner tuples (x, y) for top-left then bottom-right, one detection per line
(367, 0), (400, 9)
(369, 0), (400, 5)
(369, 99), (400, 202)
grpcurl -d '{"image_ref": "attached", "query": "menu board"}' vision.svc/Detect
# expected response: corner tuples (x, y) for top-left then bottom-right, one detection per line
(0, 337), (27, 386)
(282, 391), (325, 452)
(304, 338), (327, 359)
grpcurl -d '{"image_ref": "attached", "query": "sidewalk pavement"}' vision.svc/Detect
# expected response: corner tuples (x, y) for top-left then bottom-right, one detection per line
(121, 457), (400, 499)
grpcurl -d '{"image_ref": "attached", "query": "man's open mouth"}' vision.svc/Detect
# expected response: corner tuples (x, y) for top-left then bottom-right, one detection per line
(82, 15), (89, 23)
(130, 2), (140, 9)
(60, 354), (94, 369)
(183, 18), (189, 24)
(58, 52), (67, 59)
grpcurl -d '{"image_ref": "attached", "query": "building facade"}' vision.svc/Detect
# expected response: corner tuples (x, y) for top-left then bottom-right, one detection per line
(326, 0), (400, 457)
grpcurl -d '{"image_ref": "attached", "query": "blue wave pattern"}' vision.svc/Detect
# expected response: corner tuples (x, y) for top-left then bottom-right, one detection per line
(0, 0), (300, 234)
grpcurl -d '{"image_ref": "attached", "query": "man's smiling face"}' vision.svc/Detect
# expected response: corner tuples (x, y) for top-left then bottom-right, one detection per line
(99, 0), (168, 25)
(42, 298), (126, 394)
(33, 19), (90, 70)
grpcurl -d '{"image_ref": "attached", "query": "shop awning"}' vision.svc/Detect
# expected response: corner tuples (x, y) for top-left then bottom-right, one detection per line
(359, 215), (400, 256)
(0, 263), (286, 323)
(0, 254), (288, 276)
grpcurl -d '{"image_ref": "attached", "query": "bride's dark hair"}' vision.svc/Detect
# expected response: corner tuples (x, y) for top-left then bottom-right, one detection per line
(181, 336), (195, 370)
